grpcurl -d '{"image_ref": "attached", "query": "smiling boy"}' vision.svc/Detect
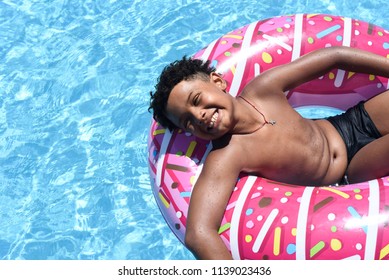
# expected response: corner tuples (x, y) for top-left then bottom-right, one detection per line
(149, 46), (389, 259)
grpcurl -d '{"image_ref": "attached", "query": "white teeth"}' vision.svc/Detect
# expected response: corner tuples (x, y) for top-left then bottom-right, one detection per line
(208, 111), (218, 129)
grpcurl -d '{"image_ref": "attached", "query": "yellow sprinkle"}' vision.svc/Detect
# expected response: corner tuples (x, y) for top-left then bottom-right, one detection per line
(245, 234), (253, 243)
(230, 65), (236, 75)
(380, 243), (389, 259)
(153, 129), (166, 135)
(291, 228), (297, 236)
(321, 187), (350, 199)
(158, 192), (170, 208)
(347, 71), (355, 79)
(307, 14), (318, 18)
(262, 52), (273, 64)
(355, 194), (363, 200)
(330, 238), (342, 251)
(369, 74), (375, 81)
(186, 141), (197, 158)
(329, 72), (335, 79)
(273, 227), (281, 256)
(190, 175), (196, 186)
(223, 34), (243, 40)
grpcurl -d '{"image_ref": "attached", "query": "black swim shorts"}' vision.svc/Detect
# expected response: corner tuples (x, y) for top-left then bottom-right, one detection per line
(326, 101), (382, 164)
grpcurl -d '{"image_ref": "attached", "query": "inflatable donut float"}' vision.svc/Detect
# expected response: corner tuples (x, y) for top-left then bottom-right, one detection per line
(148, 14), (389, 260)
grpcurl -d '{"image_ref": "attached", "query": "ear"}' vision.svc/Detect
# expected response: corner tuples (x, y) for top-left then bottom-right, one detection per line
(209, 72), (227, 91)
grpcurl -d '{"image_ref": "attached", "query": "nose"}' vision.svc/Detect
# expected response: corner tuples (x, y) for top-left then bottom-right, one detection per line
(192, 109), (206, 126)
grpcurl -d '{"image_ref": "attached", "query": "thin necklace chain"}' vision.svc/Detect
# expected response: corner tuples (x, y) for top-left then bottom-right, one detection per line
(238, 95), (276, 133)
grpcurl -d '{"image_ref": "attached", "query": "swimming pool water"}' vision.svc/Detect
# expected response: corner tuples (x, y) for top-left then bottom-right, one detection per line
(0, 0), (388, 260)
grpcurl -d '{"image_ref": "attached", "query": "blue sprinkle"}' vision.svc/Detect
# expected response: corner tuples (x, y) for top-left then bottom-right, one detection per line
(316, 24), (341, 39)
(245, 208), (254, 216)
(287, 243), (296, 254)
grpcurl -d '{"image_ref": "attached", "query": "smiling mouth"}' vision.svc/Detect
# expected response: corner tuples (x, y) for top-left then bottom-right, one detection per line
(207, 110), (219, 130)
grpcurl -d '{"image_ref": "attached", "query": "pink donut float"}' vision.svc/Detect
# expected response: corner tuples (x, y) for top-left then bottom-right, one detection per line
(148, 14), (389, 260)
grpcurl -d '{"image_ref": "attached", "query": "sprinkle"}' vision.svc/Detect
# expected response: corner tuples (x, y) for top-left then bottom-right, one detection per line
(310, 241), (325, 258)
(153, 129), (166, 135)
(314, 196), (334, 212)
(262, 52), (273, 64)
(222, 34), (243, 40)
(379, 243), (389, 259)
(321, 187), (350, 198)
(347, 71), (356, 79)
(166, 163), (188, 172)
(251, 192), (261, 199)
(316, 24), (341, 39)
(343, 254), (361, 260)
(246, 220), (254, 229)
(185, 141), (197, 157)
(280, 197), (288, 203)
(330, 239), (342, 251)
(180, 192), (191, 198)
(218, 223), (231, 234)
(273, 227), (281, 256)
(346, 206), (367, 233)
(258, 197), (272, 208)
(367, 23), (374, 35)
(226, 201), (236, 211)
(158, 191), (170, 208)
(287, 243), (296, 254)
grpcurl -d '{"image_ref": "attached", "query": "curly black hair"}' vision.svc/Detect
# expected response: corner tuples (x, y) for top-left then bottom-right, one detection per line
(149, 56), (216, 131)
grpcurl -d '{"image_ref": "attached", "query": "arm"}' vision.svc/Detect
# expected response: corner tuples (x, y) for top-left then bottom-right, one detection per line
(185, 141), (242, 259)
(248, 46), (389, 94)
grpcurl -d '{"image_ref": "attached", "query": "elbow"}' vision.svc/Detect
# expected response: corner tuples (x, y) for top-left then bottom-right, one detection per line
(184, 227), (209, 259)
(184, 227), (202, 255)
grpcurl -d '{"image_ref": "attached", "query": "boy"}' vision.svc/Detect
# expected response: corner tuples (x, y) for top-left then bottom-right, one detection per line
(149, 46), (389, 259)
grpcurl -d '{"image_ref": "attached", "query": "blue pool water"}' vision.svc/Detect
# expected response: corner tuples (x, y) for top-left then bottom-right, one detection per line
(0, 0), (388, 260)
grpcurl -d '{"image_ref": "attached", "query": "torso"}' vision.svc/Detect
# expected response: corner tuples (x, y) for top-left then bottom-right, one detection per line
(213, 91), (348, 186)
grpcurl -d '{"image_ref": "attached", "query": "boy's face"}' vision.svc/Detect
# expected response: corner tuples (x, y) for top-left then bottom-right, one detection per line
(166, 72), (235, 140)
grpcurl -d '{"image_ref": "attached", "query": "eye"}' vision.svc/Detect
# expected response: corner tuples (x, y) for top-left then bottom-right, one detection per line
(193, 93), (200, 106)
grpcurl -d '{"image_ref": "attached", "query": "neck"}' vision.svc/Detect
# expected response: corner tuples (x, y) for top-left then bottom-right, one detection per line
(237, 95), (276, 134)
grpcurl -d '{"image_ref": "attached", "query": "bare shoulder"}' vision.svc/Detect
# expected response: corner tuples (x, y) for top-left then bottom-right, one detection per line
(202, 135), (245, 179)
